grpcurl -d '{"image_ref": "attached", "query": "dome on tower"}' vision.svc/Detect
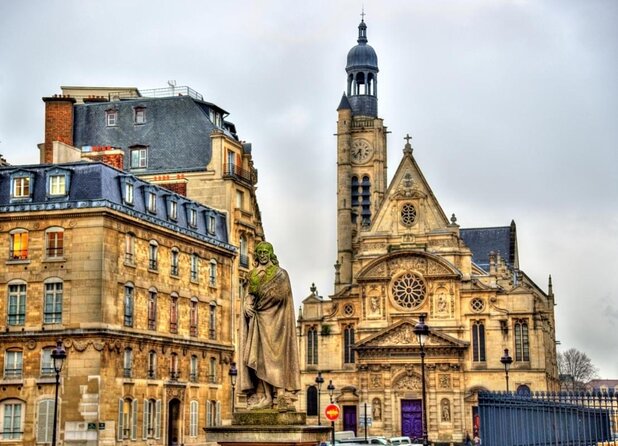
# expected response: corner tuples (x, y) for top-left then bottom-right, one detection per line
(346, 19), (379, 72)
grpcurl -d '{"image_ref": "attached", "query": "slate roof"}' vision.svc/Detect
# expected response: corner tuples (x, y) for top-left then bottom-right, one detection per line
(460, 221), (518, 272)
(0, 161), (233, 252)
(73, 95), (241, 175)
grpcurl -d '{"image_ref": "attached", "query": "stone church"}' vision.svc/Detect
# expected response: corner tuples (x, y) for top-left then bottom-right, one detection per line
(297, 18), (559, 443)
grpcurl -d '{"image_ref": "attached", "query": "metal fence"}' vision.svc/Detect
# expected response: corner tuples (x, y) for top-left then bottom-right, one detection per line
(479, 390), (618, 446)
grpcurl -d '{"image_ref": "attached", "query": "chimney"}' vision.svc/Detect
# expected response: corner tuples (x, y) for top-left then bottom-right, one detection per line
(42, 95), (76, 164)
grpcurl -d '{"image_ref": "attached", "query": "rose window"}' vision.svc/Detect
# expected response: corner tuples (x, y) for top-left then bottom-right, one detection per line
(392, 273), (426, 309)
(343, 304), (354, 316)
(401, 203), (417, 226)
(470, 298), (485, 313)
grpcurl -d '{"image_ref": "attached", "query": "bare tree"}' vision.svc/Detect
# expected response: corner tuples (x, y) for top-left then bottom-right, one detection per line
(558, 348), (599, 391)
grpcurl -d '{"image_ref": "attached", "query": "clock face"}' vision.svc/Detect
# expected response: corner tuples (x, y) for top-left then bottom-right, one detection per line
(351, 139), (373, 164)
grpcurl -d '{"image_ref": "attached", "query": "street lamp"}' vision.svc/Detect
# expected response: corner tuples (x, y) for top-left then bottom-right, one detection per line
(413, 314), (430, 446)
(327, 380), (336, 446)
(315, 371), (324, 425)
(500, 348), (513, 392)
(51, 340), (66, 446)
(228, 362), (238, 414)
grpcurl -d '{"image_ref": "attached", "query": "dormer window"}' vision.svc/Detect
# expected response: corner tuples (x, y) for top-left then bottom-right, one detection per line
(125, 183), (134, 204)
(167, 197), (178, 221)
(187, 205), (198, 228)
(147, 192), (157, 213)
(119, 176), (135, 205)
(130, 146), (148, 169)
(106, 109), (118, 127)
(46, 167), (72, 198)
(134, 107), (146, 125)
(9, 170), (34, 201)
(208, 214), (216, 234)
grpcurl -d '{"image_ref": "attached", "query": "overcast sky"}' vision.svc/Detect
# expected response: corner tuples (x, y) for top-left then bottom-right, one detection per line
(1, 0), (617, 378)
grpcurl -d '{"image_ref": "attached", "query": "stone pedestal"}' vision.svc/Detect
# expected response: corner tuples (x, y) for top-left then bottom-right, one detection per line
(206, 410), (331, 446)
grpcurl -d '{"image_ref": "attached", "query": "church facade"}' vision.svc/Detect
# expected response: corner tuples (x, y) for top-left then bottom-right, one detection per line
(297, 19), (559, 443)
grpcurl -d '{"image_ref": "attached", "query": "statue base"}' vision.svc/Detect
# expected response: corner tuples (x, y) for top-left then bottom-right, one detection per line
(205, 410), (331, 446)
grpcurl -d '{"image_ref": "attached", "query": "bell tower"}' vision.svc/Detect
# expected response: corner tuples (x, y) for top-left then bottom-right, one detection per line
(336, 17), (388, 291)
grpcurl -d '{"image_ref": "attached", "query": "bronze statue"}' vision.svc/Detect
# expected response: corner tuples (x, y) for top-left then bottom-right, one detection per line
(240, 242), (300, 409)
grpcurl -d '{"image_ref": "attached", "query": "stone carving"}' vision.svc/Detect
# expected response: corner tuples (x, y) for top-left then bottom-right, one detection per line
(26, 339), (37, 350)
(240, 242), (300, 410)
(441, 398), (451, 422)
(436, 289), (449, 314)
(370, 373), (382, 388)
(394, 374), (421, 391)
(369, 296), (380, 313)
(438, 374), (451, 389)
(372, 398), (382, 420)
(427, 259), (451, 275)
(166, 386), (185, 400)
(382, 324), (415, 345)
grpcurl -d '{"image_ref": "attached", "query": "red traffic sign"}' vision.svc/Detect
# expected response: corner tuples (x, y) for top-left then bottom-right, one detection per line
(324, 404), (340, 421)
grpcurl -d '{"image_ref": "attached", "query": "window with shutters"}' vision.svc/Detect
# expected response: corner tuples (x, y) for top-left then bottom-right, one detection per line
(170, 353), (179, 380)
(43, 280), (63, 324)
(37, 399), (54, 444)
(142, 399), (158, 439)
(189, 401), (199, 437)
(117, 398), (137, 440)
(472, 320), (486, 362)
(514, 319), (530, 361)
(206, 400), (220, 427)
(148, 241), (158, 271)
(0, 400), (24, 440)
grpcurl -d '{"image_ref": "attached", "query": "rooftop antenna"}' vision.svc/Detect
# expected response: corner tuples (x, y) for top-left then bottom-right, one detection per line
(167, 80), (177, 87)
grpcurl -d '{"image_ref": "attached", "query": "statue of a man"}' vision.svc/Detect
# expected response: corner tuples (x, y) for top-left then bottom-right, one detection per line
(240, 241), (300, 409)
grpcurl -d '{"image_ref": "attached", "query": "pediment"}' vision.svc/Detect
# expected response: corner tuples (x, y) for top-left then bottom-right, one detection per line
(358, 251), (461, 282)
(355, 319), (468, 353)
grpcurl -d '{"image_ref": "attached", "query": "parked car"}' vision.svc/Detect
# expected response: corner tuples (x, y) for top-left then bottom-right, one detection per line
(389, 436), (413, 445)
(339, 437), (389, 445)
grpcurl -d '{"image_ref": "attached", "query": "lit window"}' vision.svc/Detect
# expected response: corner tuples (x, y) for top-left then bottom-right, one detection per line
(41, 347), (54, 376)
(514, 319), (530, 361)
(43, 280), (63, 324)
(209, 303), (217, 340)
(189, 401), (199, 437)
(0, 400), (24, 440)
(307, 326), (318, 365)
(9, 229), (28, 260)
(125, 233), (135, 264)
(4, 350), (23, 379)
(130, 147), (147, 169)
(147, 192), (157, 213)
(46, 228), (64, 258)
(12, 176), (30, 198)
(106, 110), (118, 127)
(344, 325), (355, 364)
(48, 175), (66, 196)
(147, 351), (157, 379)
(37, 399), (54, 443)
(209, 260), (217, 286)
(117, 398), (137, 440)
(191, 254), (200, 282)
(125, 182), (134, 205)
(170, 249), (179, 276)
(134, 107), (146, 125)
(170, 295), (178, 333)
(7, 283), (26, 326)
(123, 348), (133, 378)
(472, 320), (486, 362)
(190, 355), (198, 382)
(148, 289), (157, 330)
(149, 241), (158, 270)
(190, 298), (198, 337)
(124, 284), (134, 327)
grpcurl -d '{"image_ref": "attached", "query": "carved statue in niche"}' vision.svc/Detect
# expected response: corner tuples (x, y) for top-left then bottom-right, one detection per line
(370, 296), (380, 313)
(436, 289), (448, 314)
(441, 398), (451, 422)
(372, 398), (382, 420)
(394, 374), (421, 391)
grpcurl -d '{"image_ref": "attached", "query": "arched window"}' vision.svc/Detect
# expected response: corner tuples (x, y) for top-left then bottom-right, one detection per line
(472, 320), (486, 362)
(7, 281), (26, 326)
(361, 175), (371, 226)
(45, 227), (64, 258)
(190, 298), (198, 337)
(169, 294), (179, 333)
(191, 253), (200, 282)
(307, 326), (318, 365)
(189, 400), (199, 437)
(43, 278), (63, 324)
(1, 399), (25, 440)
(142, 398), (160, 439)
(170, 248), (179, 276)
(37, 399), (54, 443)
(209, 260), (218, 286)
(306, 386), (318, 416)
(147, 288), (157, 330)
(147, 351), (157, 379)
(516, 385), (531, 396)
(514, 319), (530, 361)
(344, 325), (355, 364)
(124, 283), (134, 327)
(148, 241), (158, 270)
(9, 229), (28, 260)
(351, 176), (360, 224)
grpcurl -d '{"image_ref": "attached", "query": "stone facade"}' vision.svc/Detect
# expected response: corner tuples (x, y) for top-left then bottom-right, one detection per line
(0, 163), (235, 446)
(297, 19), (559, 444)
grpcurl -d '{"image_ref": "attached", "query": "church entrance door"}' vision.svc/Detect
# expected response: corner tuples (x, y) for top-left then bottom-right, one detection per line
(343, 405), (358, 435)
(401, 399), (422, 439)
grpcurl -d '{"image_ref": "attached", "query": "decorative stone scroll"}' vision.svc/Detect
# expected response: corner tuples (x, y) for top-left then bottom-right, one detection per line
(393, 374), (421, 392)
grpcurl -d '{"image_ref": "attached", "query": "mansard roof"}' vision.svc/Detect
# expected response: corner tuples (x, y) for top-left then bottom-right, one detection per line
(73, 95), (243, 175)
(0, 161), (234, 253)
(460, 221), (518, 271)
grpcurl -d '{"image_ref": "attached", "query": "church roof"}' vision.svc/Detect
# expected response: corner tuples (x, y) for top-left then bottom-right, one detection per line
(460, 221), (518, 271)
(337, 93), (352, 111)
(346, 19), (379, 72)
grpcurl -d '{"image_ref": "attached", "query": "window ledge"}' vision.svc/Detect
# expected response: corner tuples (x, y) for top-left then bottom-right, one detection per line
(148, 268), (159, 274)
(37, 376), (56, 384)
(42, 257), (66, 263)
(124, 261), (136, 269)
(0, 378), (24, 385)
(6, 259), (31, 265)
(190, 279), (199, 285)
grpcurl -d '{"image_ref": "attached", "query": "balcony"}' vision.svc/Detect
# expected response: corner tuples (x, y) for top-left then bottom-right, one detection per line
(140, 85), (203, 101)
(149, 259), (158, 271)
(123, 368), (133, 378)
(169, 370), (181, 381)
(223, 163), (256, 186)
(147, 369), (156, 379)
(4, 368), (23, 379)
(189, 372), (198, 383)
(170, 265), (179, 276)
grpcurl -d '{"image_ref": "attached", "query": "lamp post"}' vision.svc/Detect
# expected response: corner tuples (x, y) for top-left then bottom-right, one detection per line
(315, 371), (324, 425)
(228, 362), (238, 414)
(327, 380), (336, 446)
(500, 349), (513, 392)
(414, 314), (430, 446)
(51, 340), (66, 446)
